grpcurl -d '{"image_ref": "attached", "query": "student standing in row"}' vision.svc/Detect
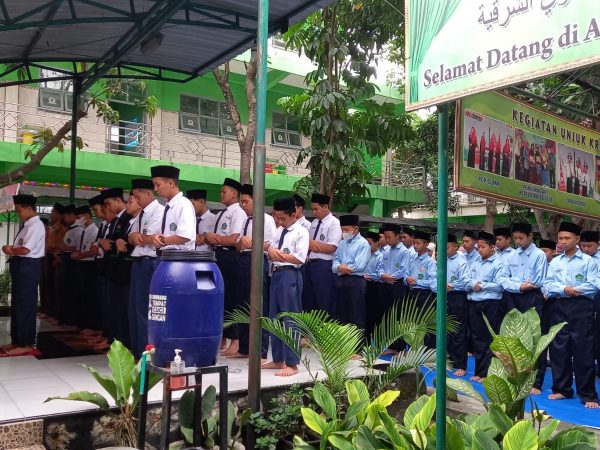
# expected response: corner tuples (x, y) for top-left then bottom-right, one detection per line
(304, 193), (341, 317)
(544, 222), (599, 409)
(263, 198), (309, 377)
(204, 178), (246, 356)
(1, 195), (45, 356)
(128, 178), (164, 358)
(364, 231), (383, 339)
(186, 189), (215, 251)
(332, 215), (370, 337)
(539, 239), (557, 263)
(581, 232), (600, 379)
(58, 204), (83, 328)
(400, 227), (417, 257)
(494, 227), (514, 265)
(293, 194), (311, 231)
(462, 230), (482, 268)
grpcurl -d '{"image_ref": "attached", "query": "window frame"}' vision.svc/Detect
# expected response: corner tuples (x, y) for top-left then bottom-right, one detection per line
(271, 111), (301, 148)
(179, 94), (235, 138)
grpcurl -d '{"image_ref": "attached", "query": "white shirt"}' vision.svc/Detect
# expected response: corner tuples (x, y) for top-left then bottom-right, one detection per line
(213, 202), (247, 237)
(195, 209), (216, 252)
(240, 213), (277, 252)
(13, 215), (45, 258)
(79, 222), (99, 261)
(94, 220), (109, 259)
(161, 192), (196, 250)
(307, 212), (342, 261)
(297, 216), (311, 231)
(270, 221), (309, 268)
(64, 223), (84, 251)
(130, 199), (164, 257)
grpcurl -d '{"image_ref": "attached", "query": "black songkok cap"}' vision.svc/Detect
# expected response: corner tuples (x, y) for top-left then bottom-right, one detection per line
(102, 187), (124, 200)
(448, 234), (458, 243)
(223, 177), (242, 192)
(580, 231), (599, 242)
(88, 195), (103, 207)
(477, 231), (496, 245)
(131, 178), (154, 190)
(383, 223), (401, 234)
(401, 227), (415, 237)
(273, 197), (295, 211)
(53, 202), (65, 213)
(241, 184), (254, 196)
(339, 214), (359, 227)
(186, 189), (207, 200)
(293, 194), (306, 208)
(511, 222), (532, 235)
(76, 205), (91, 215)
(539, 239), (557, 250)
(378, 226), (385, 234)
(151, 165), (180, 180)
(311, 192), (331, 205)
(413, 230), (431, 242)
(13, 194), (36, 207)
(558, 221), (581, 236)
(494, 227), (512, 238)
(63, 204), (77, 214)
(366, 231), (380, 242)
(463, 230), (477, 239)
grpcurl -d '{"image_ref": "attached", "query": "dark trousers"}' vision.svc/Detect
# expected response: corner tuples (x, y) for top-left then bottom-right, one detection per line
(106, 258), (131, 347)
(215, 248), (241, 340)
(468, 299), (501, 378)
(380, 282), (406, 351)
(303, 259), (336, 318)
(9, 257), (41, 347)
(39, 256), (49, 315)
(447, 291), (468, 370)
(58, 253), (77, 326)
(128, 257), (157, 358)
(547, 297), (598, 403)
(503, 289), (547, 388)
(409, 288), (436, 349)
(238, 252), (270, 358)
(75, 260), (99, 330)
(365, 280), (382, 339)
(270, 268), (302, 365)
(96, 258), (109, 337)
(334, 275), (366, 332)
(595, 293), (600, 376)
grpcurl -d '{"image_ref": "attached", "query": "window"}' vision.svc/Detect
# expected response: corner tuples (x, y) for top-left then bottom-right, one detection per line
(180, 95), (234, 137)
(109, 82), (145, 105)
(271, 112), (301, 147)
(38, 69), (74, 112)
(271, 33), (286, 49)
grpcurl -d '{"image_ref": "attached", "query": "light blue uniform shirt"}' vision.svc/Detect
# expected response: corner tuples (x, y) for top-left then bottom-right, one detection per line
(543, 249), (599, 300)
(463, 248), (482, 268)
(365, 249), (383, 281)
(496, 246), (515, 266)
(499, 243), (548, 294)
(377, 243), (411, 281)
(332, 233), (371, 277)
(447, 252), (471, 292)
(404, 252), (437, 292)
(468, 253), (504, 301)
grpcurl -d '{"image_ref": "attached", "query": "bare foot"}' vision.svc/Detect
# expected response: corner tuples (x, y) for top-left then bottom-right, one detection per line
(275, 365), (299, 377)
(261, 358), (268, 365)
(530, 387), (541, 395)
(5, 346), (34, 355)
(300, 337), (310, 348)
(261, 361), (286, 370)
(220, 338), (228, 350)
(584, 401), (600, 409)
(548, 393), (567, 400)
(453, 369), (466, 377)
(226, 352), (248, 359)
(221, 339), (240, 356)
(0, 344), (16, 352)
(351, 354), (362, 360)
(470, 376), (483, 383)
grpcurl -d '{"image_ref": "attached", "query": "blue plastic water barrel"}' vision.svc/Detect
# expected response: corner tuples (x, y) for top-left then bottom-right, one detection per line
(148, 250), (224, 368)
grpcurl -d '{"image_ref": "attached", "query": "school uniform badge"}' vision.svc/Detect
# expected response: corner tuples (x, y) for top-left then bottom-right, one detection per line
(575, 273), (584, 281)
(170, 223), (177, 231)
(283, 248), (290, 254)
(320, 234), (325, 240)
(222, 223), (227, 231)
(451, 275), (457, 281)
(18, 238), (23, 245)
(418, 273), (424, 280)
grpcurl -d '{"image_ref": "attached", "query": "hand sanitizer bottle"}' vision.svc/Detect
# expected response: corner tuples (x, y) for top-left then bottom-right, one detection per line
(169, 349), (186, 388)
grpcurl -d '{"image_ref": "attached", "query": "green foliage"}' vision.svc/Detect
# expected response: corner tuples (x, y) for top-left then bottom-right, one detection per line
(0, 270), (10, 294)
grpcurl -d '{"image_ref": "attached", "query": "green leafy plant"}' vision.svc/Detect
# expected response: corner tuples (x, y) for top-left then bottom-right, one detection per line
(45, 340), (161, 447)
(0, 270), (10, 295)
(448, 308), (566, 420)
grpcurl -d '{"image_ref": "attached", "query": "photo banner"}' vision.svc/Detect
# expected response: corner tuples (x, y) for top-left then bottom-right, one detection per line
(455, 91), (600, 219)
(405, 0), (600, 111)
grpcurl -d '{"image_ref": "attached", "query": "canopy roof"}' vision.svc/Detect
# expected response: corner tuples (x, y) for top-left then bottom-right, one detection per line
(0, 0), (329, 86)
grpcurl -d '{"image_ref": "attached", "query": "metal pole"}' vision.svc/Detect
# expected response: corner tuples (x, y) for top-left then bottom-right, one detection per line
(435, 104), (449, 450)
(69, 78), (81, 204)
(247, 0), (269, 446)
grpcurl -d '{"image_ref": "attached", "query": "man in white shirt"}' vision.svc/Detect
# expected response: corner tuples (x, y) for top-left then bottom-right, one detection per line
(205, 177), (247, 356)
(128, 178), (165, 358)
(233, 183), (276, 359)
(293, 194), (311, 231)
(186, 189), (216, 252)
(58, 204), (83, 328)
(304, 193), (341, 317)
(1, 195), (45, 355)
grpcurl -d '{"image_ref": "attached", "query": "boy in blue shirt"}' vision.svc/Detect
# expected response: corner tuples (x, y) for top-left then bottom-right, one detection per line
(468, 231), (504, 382)
(364, 231), (383, 338)
(544, 222), (599, 408)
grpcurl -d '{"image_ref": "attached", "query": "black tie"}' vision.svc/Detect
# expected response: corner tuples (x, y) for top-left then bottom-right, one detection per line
(278, 228), (289, 249)
(213, 210), (225, 233)
(79, 227), (86, 251)
(138, 209), (144, 232)
(196, 216), (202, 234)
(307, 219), (322, 256)
(161, 205), (170, 234)
(243, 217), (252, 237)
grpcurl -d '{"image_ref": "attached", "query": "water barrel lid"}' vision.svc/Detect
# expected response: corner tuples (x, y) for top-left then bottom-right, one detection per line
(159, 249), (216, 261)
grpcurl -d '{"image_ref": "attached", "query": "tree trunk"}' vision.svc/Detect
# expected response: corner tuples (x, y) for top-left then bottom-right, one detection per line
(532, 208), (548, 239)
(484, 198), (497, 232)
(547, 212), (561, 238)
(213, 52), (258, 185)
(0, 110), (86, 188)
(319, 163), (327, 194)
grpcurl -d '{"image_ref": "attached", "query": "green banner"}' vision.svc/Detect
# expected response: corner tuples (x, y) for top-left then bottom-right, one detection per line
(405, 0), (600, 111)
(456, 91), (600, 219)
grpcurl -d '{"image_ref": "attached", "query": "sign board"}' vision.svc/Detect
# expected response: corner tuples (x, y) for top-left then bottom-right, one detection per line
(455, 91), (600, 219)
(0, 184), (19, 213)
(405, 0), (600, 111)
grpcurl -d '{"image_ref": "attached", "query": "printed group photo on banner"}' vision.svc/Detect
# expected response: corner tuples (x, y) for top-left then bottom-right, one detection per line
(557, 143), (595, 198)
(463, 109), (513, 178)
(514, 129), (556, 189)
